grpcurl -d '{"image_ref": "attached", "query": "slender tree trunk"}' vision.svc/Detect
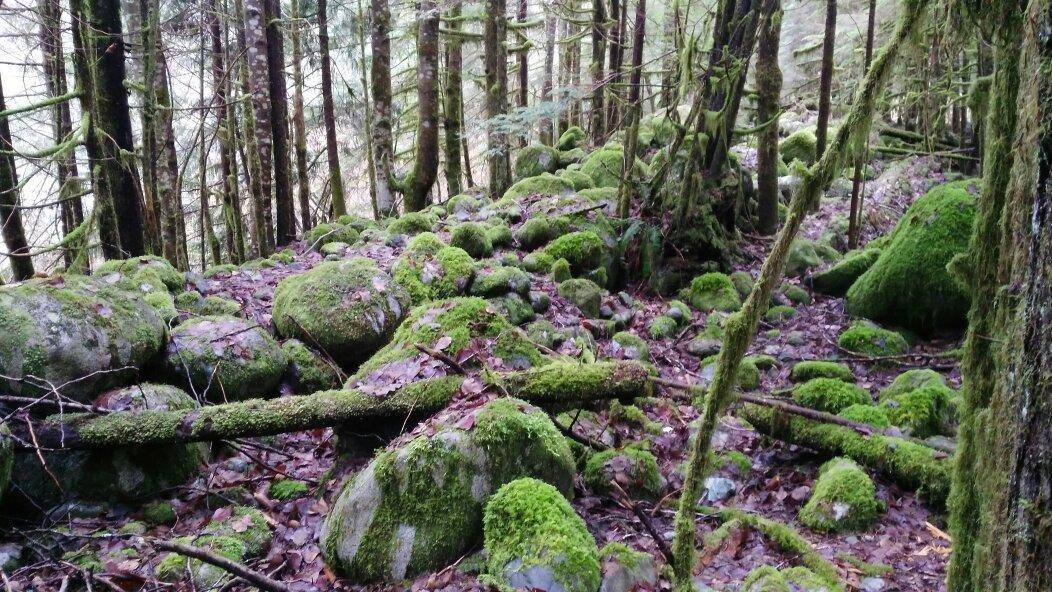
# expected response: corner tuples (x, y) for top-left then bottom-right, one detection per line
(355, 0), (377, 211)
(318, 0), (347, 218)
(516, 0), (529, 139)
(370, 0), (399, 217)
(264, 0), (295, 245)
(243, 0), (275, 254)
(616, 0), (645, 218)
(754, 0), (782, 236)
(155, 51), (185, 268)
(484, 0), (512, 197)
(589, 0), (607, 145)
(443, 0), (464, 196)
(124, 0), (162, 256)
(661, 0), (681, 108)
(568, 4), (582, 127)
(847, 0), (876, 249)
(540, 8), (557, 144)
(605, 0), (625, 129)
(290, 0), (311, 230)
(209, 0), (246, 263)
(405, 0), (441, 211)
(814, 0), (836, 157)
(557, 13), (572, 135)
(0, 79), (35, 281)
(199, 25), (222, 266)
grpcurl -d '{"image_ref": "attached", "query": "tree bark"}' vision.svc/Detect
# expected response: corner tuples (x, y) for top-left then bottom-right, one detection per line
(404, 0), (441, 211)
(616, 0), (645, 219)
(814, 0), (836, 158)
(264, 0), (295, 245)
(589, 0), (607, 145)
(370, 0), (399, 217)
(0, 79), (35, 281)
(318, 0), (347, 217)
(754, 0), (782, 236)
(516, 0), (529, 134)
(243, 0), (275, 254)
(539, 8), (557, 145)
(605, 0), (625, 129)
(846, 0), (876, 249)
(11, 361), (651, 450)
(443, 0), (464, 196)
(209, 0), (246, 263)
(290, 0), (311, 230)
(484, 0), (512, 197)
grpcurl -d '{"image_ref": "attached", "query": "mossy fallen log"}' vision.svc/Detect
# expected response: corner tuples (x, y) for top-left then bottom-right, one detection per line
(9, 361), (651, 451)
(741, 404), (951, 507)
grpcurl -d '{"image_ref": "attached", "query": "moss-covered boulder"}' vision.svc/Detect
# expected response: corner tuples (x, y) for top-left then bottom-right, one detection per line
(742, 566), (834, 592)
(785, 240), (823, 277)
(793, 378), (870, 413)
(778, 130), (817, 166)
(879, 368), (946, 400)
(557, 278), (603, 318)
(845, 180), (978, 335)
(12, 384), (206, 506)
(200, 295), (242, 316)
(799, 458), (883, 532)
(515, 217), (556, 250)
(515, 144), (561, 179)
(306, 222), (360, 249)
(684, 272), (741, 312)
(393, 238), (476, 305)
(580, 147), (645, 188)
(450, 222), (494, 259)
(483, 477), (600, 592)
(157, 506), (272, 587)
(559, 169), (595, 191)
(699, 355), (761, 390)
(273, 260), (411, 369)
(503, 173), (575, 201)
(584, 446), (665, 499)
(486, 223), (514, 248)
(881, 384), (957, 438)
(471, 266), (532, 297)
(163, 315), (287, 401)
(811, 248), (881, 296)
(611, 331), (650, 361)
(838, 321), (909, 357)
(790, 361), (854, 383)
(839, 404), (892, 428)
(556, 126), (586, 150)
(0, 275), (167, 402)
(648, 315), (678, 339)
(320, 398), (575, 582)
(281, 339), (342, 394)
(765, 305), (796, 324)
(95, 255), (184, 291)
(388, 212), (437, 235)
(543, 230), (605, 274)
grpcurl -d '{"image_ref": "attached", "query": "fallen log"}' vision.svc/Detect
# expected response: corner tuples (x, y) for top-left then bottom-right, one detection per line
(7, 361), (651, 451)
(741, 404), (952, 507)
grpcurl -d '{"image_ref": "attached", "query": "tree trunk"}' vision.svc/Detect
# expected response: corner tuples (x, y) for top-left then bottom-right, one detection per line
(232, 0), (266, 257)
(605, 0), (625, 129)
(243, 0), (275, 254)
(209, 0), (246, 263)
(405, 0), (441, 211)
(516, 0), (529, 137)
(814, 0), (836, 158)
(0, 79), (35, 281)
(124, 0), (162, 257)
(264, 0), (295, 245)
(318, 0), (347, 218)
(370, 0), (399, 217)
(12, 361), (651, 450)
(443, 0), (464, 196)
(356, 0), (378, 211)
(484, 0), (512, 197)
(589, 0), (607, 145)
(754, 0), (782, 236)
(616, 0), (645, 219)
(660, 0), (681, 108)
(199, 29), (222, 266)
(847, 0), (876, 249)
(539, 8), (557, 145)
(289, 0), (311, 231)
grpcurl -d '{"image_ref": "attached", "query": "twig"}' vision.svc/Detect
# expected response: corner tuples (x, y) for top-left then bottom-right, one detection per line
(610, 480), (673, 563)
(149, 538), (292, 592)
(24, 416), (64, 492)
(548, 411), (608, 451)
(413, 343), (467, 375)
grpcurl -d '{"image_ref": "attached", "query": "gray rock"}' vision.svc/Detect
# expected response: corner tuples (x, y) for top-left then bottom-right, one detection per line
(687, 338), (723, 358)
(702, 476), (736, 503)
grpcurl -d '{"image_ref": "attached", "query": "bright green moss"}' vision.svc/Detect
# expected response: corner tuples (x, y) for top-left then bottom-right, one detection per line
(143, 500), (177, 525)
(790, 361), (854, 383)
(700, 355), (760, 390)
(846, 180), (978, 335)
(765, 305), (796, 324)
(483, 478), (600, 592)
(580, 147), (645, 188)
(558, 169), (595, 190)
(204, 263), (238, 278)
(648, 315), (678, 339)
(882, 384), (956, 438)
(450, 222), (494, 259)
(793, 378), (870, 413)
(174, 290), (202, 312)
(584, 446), (664, 499)
(502, 173), (575, 201)
(730, 270), (755, 299)
(666, 299), (692, 324)
(388, 212), (437, 235)
(799, 458), (883, 532)
(577, 187), (618, 202)
(488, 293), (536, 326)
(781, 284), (812, 305)
(719, 450), (753, 475)
(879, 368), (946, 400)
(281, 338), (342, 394)
(522, 251), (554, 273)
(812, 249), (881, 296)
(270, 248), (296, 264)
(515, 217), (554, 250)
(543, 231), (604, 274)
(685, 272), (742, 312)
(269, 479), (310, 500)
(778, 130), (817, 166)
(200, 295), (241, 316)
(556, 126), (586, 150)
(743, 566), (834, 592)
(203, 505), (272, 555)
(492, 328), (546, 369)
(557, 278), (602, 318)
(785, 240), (823, 277)
(306, 222), (360, 248)
(838, 321), (909, 357)
(471, 266), (532, 297)
(551, 257), (572, 282)
(145, 291), (178, 323)
(406, 231), (446, 254)
(514, 144), (560, 178)
(612, 331), (650, 361)
(394, 245), (475, 305)
(157, 535), (247, 587)
(486, 224), (514, 248)
(838, 404), (892, 428)
(95, 255), (183, 291)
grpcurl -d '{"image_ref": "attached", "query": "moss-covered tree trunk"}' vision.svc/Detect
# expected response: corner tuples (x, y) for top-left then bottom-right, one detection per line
(947, 0), (1050, 589)
(443, 0), (464, 195)
(754, 0), (782, 236)
(605, 0), (624, 129)
(0, 79), (35, 281)
(370, 0), (398, 217)
(405, 0), (441, 211)
(124, 0), (162, 257)
(667, 0), (931, 583)
(660, 0), (681, 108)
(243, 0), (275, 253)
(814, 0), (836, 157)
(290, 0), (312, 230)
(484, 0), (512, 197)
(616, 0), (645, 218)
(846, 0), (876, 249)
(540, 7), (557, 145)
(318, 0), (347, 217)
(264, 0), (295, 245)
(589, 0), (607, 145)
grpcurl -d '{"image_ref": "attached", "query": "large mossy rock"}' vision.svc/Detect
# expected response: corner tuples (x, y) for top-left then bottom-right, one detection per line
(811, 248), (881, 296)
(483, 477), (600, 592)
(503, 173), (575, 201)
(0, 276), (167, 402)
(742, 566), (835, 592)
(515, 144), (561, 179)
(683, 272), (742, 312)
(11, 384), (206, 506)
(281, 339), (342, 394)
(320, 398), (575, 583)
(799, 457), (883, 532)
(580, 147), (646, 188)
(778, 130), (817, 166)
(845, 180), (978, 336)
(543, 230), (605, 275)
(393, 235), (476, 304)
(163, 315), (287, 401)
(273, 259), (411, 369)
(95, 255), (184, 291)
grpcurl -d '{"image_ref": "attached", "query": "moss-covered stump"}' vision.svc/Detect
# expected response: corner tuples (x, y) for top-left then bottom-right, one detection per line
(515, 144), (561, 179)
(0, 275), (167, 402)
(502, 173), (575, 201)
(557, 278), (603, 318)
(778, 130), (817, 166)
(12, 384), (205, 506)
(580, 147), (646, 189)
(543, 230), (605, 275)
(799, 458), (884, 532)
(584, 446), (665, 499)
(845, 180), (978, 335)
(320, 398), (576, 583)
(793, 378), (870, 413)
(281, 339), (342, 394)
(742, 566), (834, 592)
(838, 321), (909, 357)
(392, 235), (476, 305)
(790, 361), (854, 383)
(163, 315), (287, 401)
(683, 272), (742, 312)
(450, 222), (494, 259)
(556, 126), (586, 150)
(741, 405), (951, 507)
(273, 260), (411, 369)
(811, 248), (881, 296)
(483, 477), (600, 592)
(95, 255), (184, 291)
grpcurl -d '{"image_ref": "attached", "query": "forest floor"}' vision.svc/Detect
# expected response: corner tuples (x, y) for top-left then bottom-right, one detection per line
(5, 155), (960, 592)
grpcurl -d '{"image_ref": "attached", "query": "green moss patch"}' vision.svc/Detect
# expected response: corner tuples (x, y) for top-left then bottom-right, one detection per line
(812, 248), (881, 296)
(684, 272), (742, 312)
(281, 339), (342, 394)
(450, 222), (494, 259)
(544, 231), (604, 275)
(584, 446), (664, 499)
(793, 378), (870, 413)
(515, 144), (560, 179)
(557, 278), (603, 318)
(838, 321), (909, 357)
(790, 361), (854, 383)
(799, 458), (883, 532)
